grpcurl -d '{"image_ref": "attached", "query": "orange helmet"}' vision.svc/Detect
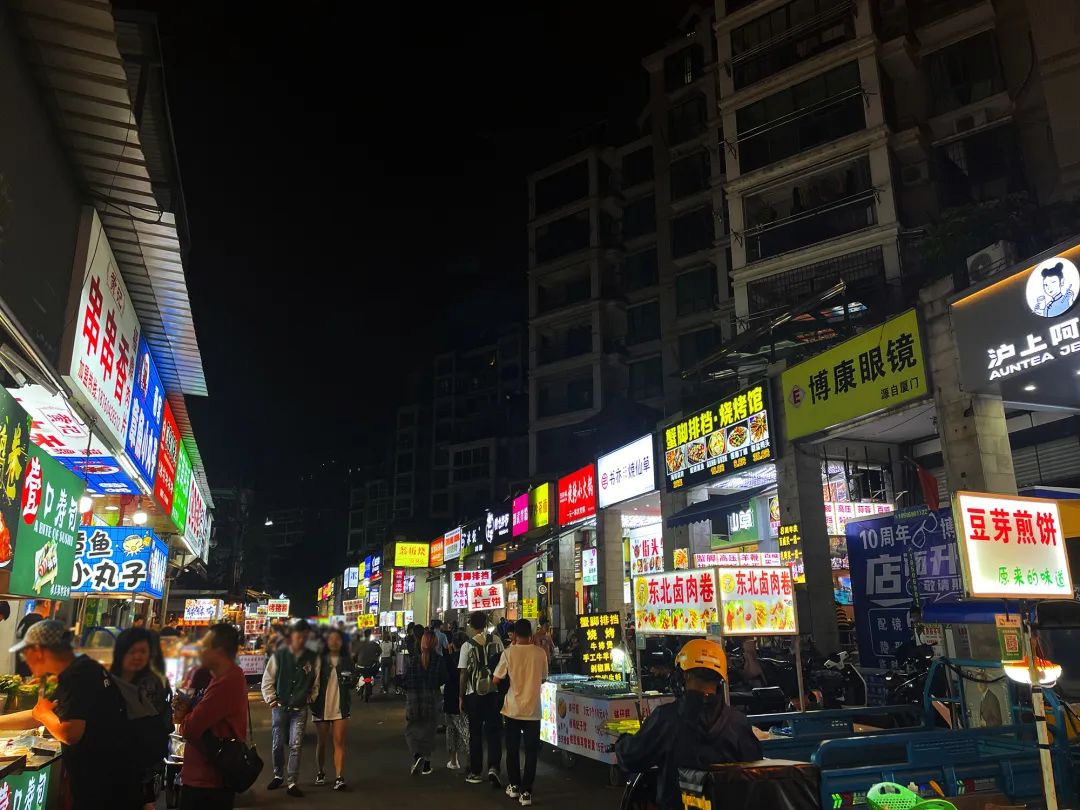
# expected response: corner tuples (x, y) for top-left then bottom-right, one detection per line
(675, 638), (727, 681)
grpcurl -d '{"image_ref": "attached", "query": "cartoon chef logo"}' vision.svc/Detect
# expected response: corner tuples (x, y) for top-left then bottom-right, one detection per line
(1026, 256), (1078, 318)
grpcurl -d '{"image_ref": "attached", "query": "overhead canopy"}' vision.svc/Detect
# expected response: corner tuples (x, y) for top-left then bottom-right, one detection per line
(666, 485), (772, 529)
(493, 550), (545, 584)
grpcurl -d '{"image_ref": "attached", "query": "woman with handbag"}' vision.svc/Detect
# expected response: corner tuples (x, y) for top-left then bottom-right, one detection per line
(311, 628), (352, 790)
(404, 630), (446, 775)
(173, 623), (258, 810)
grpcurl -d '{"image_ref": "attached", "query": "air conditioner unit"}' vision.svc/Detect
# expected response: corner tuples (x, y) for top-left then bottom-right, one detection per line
(966, 240), (1016, 283)
(900, 162), (928, 187)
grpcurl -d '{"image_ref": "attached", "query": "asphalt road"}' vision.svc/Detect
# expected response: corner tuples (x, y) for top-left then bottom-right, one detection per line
(235, 690), (626, 809)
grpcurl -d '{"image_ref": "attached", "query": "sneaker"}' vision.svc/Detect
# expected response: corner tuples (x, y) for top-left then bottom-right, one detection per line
(506, 784), (521, 799)
(411, 755), (424, 775)
(465, 773), (484, 784)
(488, 768), (502, 788)
(314, 772), (326, 786)
(267, 777), (284, 791)
(421, 761), (432, 775)
(333, 777), (346, 791)
(287, 784), (304, 798)
(519, 792), (533, 806)
(447, 759), (460, 771)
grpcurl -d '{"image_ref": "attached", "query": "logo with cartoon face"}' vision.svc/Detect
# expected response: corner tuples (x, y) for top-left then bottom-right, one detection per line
(1026, 256), (1078, 318)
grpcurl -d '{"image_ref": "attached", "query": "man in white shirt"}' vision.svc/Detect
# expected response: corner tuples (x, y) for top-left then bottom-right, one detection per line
(458, 611), (505, 786)
(493, 619), (548, 807)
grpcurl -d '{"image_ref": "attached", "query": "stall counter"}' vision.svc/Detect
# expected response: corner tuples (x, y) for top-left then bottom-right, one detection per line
(0, 732), (62, 810)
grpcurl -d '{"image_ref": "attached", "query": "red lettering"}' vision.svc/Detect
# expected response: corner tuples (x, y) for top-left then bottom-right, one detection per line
(967, 508), (990, 541)
(1014, 510), (1035, 544)
(990, 508), (1011, 543)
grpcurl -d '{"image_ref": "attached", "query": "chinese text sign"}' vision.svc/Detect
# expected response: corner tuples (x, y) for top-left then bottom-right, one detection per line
(71, 525), (167, 599)
(632, 569), (719, 635)
(577, 612), (622, 680)
(598, 434), (655, 508)
(717, 566), (796, 635)
(558, 465), (596, 526)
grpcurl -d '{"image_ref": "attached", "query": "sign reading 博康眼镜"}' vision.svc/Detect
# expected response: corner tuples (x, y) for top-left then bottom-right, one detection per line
(632, 569), (719, 635)
(597, 435), (655, 508)
(951, 244), (1080, 409)
(953, 492), (1072, 599)
(782, 309), (927, 440)
(71, 526), (167, 599)
(662, 384), (772, 492)
(577, 612), (622, 681)
(452, 569), (491, 609)
(717, 566), (796, 636)
(395, 541), (430, 568)
(558, 465), (596, 526)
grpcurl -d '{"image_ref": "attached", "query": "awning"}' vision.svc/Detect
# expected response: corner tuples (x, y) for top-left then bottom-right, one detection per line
(666, 485), (772, 529)
(493, 550), (545, 583)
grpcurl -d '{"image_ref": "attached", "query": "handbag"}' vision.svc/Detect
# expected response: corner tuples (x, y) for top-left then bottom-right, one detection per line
(201, 698), (264, 793)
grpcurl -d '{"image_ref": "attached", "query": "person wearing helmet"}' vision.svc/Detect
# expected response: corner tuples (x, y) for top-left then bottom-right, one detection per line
(615, 638), (762, 810)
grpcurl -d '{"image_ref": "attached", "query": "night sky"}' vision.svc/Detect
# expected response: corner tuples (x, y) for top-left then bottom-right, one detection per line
(135, 1), (696, 500)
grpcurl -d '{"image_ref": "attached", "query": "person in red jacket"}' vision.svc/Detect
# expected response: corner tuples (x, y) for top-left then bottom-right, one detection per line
(173, 623), (249, 810)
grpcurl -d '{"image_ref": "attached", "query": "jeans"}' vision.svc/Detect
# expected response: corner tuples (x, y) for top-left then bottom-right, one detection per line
(505, 718), (540, 793)
(464, 692), (502, 776)
(381, 658), (392, 691)
(271, 706), (309, 785)
(181, 786), (234, 810)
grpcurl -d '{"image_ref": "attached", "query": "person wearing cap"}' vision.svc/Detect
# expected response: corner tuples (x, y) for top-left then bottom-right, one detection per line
(0, 620), (142, 809)
(261, 619), (320, 797)
(615, 638), (761, 810)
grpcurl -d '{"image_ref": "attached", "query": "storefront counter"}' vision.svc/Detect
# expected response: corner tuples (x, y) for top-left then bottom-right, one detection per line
(0, 732), (62, 810)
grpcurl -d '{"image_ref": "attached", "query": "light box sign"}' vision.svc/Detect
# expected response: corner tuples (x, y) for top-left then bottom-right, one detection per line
(461, 518), (483, 558)
(344, 567), (360, 589)
(695, 552), (782, 568)
(124, 339), (164, 488)
(184, 598), (221, 624)
(153, 401), (180, 513)
(577, 612), (621, 681)
(10, 447), (84, 600)
(266, 599), (290, 618)
(951, 244), (1080, 409)
(170, 443), (192, 533)
(781, 309), (927, 440)
(72, 526), (167, 599)
(343, 598), (363, 615)
(632, 568), (719, 635)
(62, 209), (139, 450)
(530, 483), (552, 530)
(558, 465), (596, 526)
(598, 434), (655, 508)
(452, 569), (491, 609)
(404, 574), (416, 594)
(954, 492), (1072, 599)
(0, 388), (32, 567)
(369, 554), (382, 580)
(429, 538), (444, 567)
(469, 582), (505, 611)
(485, 508), (510, 549)
(662, 383), (772, 492)
(395, 541), (429, 568)
(717, 566), (796, 635)
(392, 568), (405, 598)
(184, 476), (210, 562)
(628, 525), (663, 576)
(725, 501), (756, 545)
(512, 493), (529, 536)
(582, 547), (598, 586)
(443, 529), (461, 562)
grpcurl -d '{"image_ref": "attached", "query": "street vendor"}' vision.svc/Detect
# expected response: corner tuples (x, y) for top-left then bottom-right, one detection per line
(615, 638), (761, 810)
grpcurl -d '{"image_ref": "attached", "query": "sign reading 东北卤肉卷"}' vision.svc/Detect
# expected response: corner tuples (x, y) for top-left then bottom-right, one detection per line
(716, 566), (796, 636)
(578, 612), (622, 681)
(395, 541), (430, 568)
(781, 309), (926, 440)
(662, 384), (772, 492)
(71, 526), (168, 600)
(953, 492), (1072, 599)
(632, 569), (719, 635)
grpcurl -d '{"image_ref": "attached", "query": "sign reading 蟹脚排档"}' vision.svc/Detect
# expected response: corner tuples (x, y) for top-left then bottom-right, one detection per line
(71, 526), (167, 599)
(578, 612), (622, 681)
(717, 566), (796, 636)
(951, 245), (1080, 409)
(395, 541), (430, 568)
(632, 569), (719, 635)
(953, 492), (1072, 599)
(597, 434), (655, 508)
(124, 339), (164, 488)
(662, 384), (772, 492)
(452, 569), (491, 609)
(558, 465), (596, 526)
(782, 309), (927, 440)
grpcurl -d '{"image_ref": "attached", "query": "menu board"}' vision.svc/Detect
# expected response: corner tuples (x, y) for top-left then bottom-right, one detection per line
(777, 523), (804, 583)
(695, 552), (781, 568)
(825, 501), (894, 536)
(452, 569), (491, 609)
(632, 569), (719, 635)
(343, 599), (364, 615)
(717, 566), (796, 635)
(662, 383), (773, 491)
(577, 611), (622, 681)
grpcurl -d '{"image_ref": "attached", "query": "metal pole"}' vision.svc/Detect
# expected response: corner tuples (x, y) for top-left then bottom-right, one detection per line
(794, 634), (807, 712)
(1021, 601), (1058, 810)
(633, 633), (644, 719)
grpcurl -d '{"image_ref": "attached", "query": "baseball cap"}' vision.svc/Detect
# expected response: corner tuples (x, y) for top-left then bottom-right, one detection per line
(10, 620), (73, 654)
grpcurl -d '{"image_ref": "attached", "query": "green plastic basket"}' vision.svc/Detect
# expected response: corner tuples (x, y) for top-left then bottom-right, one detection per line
(865, 783), (921, 810)
(913, 802), (956, 810)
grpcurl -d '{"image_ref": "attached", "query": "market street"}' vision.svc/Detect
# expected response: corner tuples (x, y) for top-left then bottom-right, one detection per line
(237, 691), (623, 809)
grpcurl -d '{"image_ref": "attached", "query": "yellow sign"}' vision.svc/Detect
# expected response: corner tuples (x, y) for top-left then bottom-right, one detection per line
(530, 483), (551, 529)
(358, 614), (376, 629)
(781, 309), (926, 441)
(522, 598), (538, 619)
(394, 611), (404, 627)
(395, 541), (430, 568)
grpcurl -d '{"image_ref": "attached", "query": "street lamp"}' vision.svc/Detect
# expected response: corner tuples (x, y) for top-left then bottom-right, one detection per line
(264, 518), (274, 527)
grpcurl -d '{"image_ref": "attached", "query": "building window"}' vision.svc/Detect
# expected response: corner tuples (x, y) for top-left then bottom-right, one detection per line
(535, 160), (589, 215)
(670, 150), (711, 200)
(622, 195), (656, 241)
(936, 123), (1023, 206)
(623, 248), (659, 292)
(453, 446), (491, 482)
(622, 146), (654, 187)
(535, 210), (591, 264)
(924, 31), (1004, 116)
(671, 205), (714, 259)
(432, 492), (449, 513)
(627, 300), (661, 345)
(567, 378), (593, 411)
(664, 44), (705, 91)
(668, 94), (708, 145)
(678, 327), (722, 370)
(538, 375), (594, 418)
(629, 356), (663, 401)
(676, 266), (717, 317)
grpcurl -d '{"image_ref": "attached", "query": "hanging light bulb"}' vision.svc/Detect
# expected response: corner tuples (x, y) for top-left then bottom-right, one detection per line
(133, 510), (148, 526)
(1003, 656), (1062, 686)
(79, 494), (93, 513)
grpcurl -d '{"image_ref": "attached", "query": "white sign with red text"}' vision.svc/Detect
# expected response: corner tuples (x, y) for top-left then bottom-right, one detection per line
(695, 552), (781, 568)
(452, 569), (491, 609)
(266, 599), (290, 618)
(469, 582), (505, 612)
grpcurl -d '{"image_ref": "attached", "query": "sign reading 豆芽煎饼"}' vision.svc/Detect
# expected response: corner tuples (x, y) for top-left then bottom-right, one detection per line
(632, 569), (719, 635)
(951, 245), (1080, 409)
(662, 384), (772, 492)
(558, 465), (596, 526)
(598, 435), (655, 507)
(782, 309), (926, 440)
(717, 566), (796, 636)
(395, 541), (430, 568)
(71, 526), (167, 600)
(954, 492), (1072, 599)
(577, 612), (622, 681)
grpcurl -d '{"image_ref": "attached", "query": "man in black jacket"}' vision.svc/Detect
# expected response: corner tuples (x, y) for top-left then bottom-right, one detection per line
(616, 639), (761, 810)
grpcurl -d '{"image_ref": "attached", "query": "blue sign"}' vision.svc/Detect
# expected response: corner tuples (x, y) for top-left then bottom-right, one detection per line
(125, 340), (165, 488)
(846, 507), (961, 670)
(58, 456), (140, 495)
(368, 554), (381, 580)
(72, 526), (168, 599)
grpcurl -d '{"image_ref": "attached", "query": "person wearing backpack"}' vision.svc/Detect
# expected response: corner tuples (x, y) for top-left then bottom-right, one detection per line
(493, 620), (548, 807)
(0, 620), (142, 810)
(172, 623), (249, 810)
(261, 619), (320, 797)
(457, 610), (505, 787)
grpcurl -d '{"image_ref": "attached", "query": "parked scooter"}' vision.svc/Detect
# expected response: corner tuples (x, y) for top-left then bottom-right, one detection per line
(356, 664), (379, 702)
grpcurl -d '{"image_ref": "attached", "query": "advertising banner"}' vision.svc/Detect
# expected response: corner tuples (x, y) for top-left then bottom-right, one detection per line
(369, 554), (382, 580)
(577, 611), (622, 680)
(392, 568), (405, 598)
(597, 434), (655, 508)
(266, 599), (290, 618)
(512, 494), (529, 536)
(185, 476), (211, 563)
(541, 682), (559, 746)
(124, 339), (164, 488)
(628, 524), (663, 576)
(443, 529), (461, 563)
(404, 574), (416, 594)
(825, 501), (894, 536)
(487, 508), (511, 546)
(695, 552), (781, 568)
(777, 523), (804, 582)
(781, 309), (927, 440)
(717, 566), (796, 635)
(558, 465), (596, 526)
(662, 383), (772, 492)
(0, 388), (32, 568)
(153, 401), (180, 514)
(461, 519), (483, 558)
(846, 507), (961, 670)
(429, 538), (445, 568)
(469, 582), (504, 611)
(344, 566), (359, 589)
(953, 492), (1071, 599)
(63, 209), (140, 449)
(72, 526), (167, 599)
(632, 568), (719, 635)
(522, 597), (538, 619)
(581, 547), (598, 586)
(552, 690), (672, 765)
(395, 541), (430, 568)
(170, 443), (191, 533)
(529, 483), (552, 531)
(10, 447), (83, 600)
(342, 599), (364, 615)
(452, 569), (491, 609)
(184, 599), (221, 623)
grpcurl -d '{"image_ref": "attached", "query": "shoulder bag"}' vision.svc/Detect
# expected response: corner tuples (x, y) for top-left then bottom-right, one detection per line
(201, 697), (264, 793)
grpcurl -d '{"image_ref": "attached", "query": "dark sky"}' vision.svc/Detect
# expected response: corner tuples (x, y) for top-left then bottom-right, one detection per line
(140, 1), (696, 499)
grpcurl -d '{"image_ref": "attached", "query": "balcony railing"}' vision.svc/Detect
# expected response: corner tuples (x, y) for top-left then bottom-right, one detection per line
(538, 336), (593, 365)
(742, 188), (878, 263)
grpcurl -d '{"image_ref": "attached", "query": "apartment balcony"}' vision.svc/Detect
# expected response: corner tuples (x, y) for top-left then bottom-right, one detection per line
(744, 189), (878, 263)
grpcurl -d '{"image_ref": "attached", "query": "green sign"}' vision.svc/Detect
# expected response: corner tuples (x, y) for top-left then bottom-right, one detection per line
(726, 501), (757, 544)
(9, 446), (83, 600)
(0, 759), (54, 809)
(0, 388), (32, 567)
(171, 442), (192, 532)
(995, 614), (1023, 664)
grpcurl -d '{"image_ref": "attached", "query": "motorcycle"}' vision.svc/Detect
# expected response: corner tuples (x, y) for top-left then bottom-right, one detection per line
(357, 664), (379, 702)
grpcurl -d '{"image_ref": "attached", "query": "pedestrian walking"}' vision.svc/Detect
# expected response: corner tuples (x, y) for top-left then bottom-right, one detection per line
(533, 618), (555, 663)
(443, 631), (470, 770)
(379, 632), (394, 693)
(261, 619), (320, 797)
(312, 628), (352, 791)
(431, 619), (449, 656)
(494, 620), (548, 806)
(458, 610), (505, 787)
(404, 630), (446, 775)
(173, 623), (249, 810)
